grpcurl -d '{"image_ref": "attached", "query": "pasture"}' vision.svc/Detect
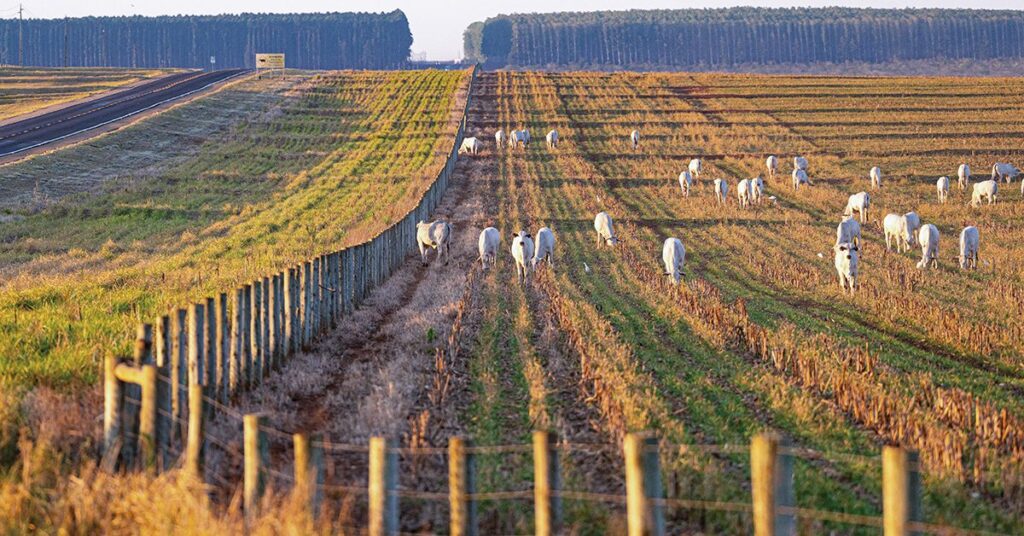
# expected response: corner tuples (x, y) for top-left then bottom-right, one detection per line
(0, 67), (169, 120)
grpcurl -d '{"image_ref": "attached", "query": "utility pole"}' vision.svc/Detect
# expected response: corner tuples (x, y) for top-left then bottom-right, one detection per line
(63, 17), (69, 68)
(17, 3), (23, 66)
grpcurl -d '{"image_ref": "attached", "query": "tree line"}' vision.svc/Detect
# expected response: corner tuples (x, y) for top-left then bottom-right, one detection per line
(0, 11), (412, 69)
(463, 8), (1024, 69)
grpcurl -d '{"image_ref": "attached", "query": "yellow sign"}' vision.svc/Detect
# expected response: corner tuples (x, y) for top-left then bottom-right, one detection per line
(255, 53), (285, 69)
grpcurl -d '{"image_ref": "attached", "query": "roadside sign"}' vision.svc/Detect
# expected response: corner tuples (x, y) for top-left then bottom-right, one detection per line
(210, 56), (216, 64)
(255, 53), (285, 69)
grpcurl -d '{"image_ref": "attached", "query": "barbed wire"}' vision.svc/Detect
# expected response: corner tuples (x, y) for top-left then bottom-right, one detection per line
(778, 506), (881, 527)
(312, 438), (369, 453)
(651, 497), (753, 513)
(661, 443), (749, 456)
(550, 490), (627, 504)
(779, 446), (881, 466)
(319, 482), (369, 495)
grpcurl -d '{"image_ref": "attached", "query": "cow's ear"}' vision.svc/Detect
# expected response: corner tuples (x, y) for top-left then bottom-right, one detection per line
(839, 245), (847, 251)
(852, 246), (859, 251)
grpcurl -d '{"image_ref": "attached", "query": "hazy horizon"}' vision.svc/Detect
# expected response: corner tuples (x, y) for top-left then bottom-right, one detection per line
(5, 1), (1021, 60)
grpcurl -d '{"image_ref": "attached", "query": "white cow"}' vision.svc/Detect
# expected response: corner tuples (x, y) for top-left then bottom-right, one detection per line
(766, 155), (778, 180)
(794, 156), (809, 172)
(511, 231), (535, 283)
(546, 129), (559, 149)
(737, 179), (752, 208)
(916, 224), (940, 269)
(713, 178), (729, 205)
(478, 227), (500, 270)
(630, 129), (640, 150)
(836, 216), (861, 249)
(495, 129), (507, 149)
(678, 170), (692, 197)
(992, 162), (1020, 183)
(883, 213), (917, 253)
(936, 176), (950, 204)
(971, 180), (998, 206)
(688, 158), (702, 180)
(957, 163), (970, 190)
(870, 166), (883, 189)
(416, 220), (452, 266)
(523, 129), (531, 146)
(458, 137), (481, 155)
(510, 129), (530, 149)
(594, 212), (618, 246)
(844, 192), (870, 223)
(792, 169), (809, 190)
(834, 242), (859, 295)
(750, 176), (764, 205)
(533, 227), (555, 269)
(959, 226), (979, 270)
(662, 238), (686, 285)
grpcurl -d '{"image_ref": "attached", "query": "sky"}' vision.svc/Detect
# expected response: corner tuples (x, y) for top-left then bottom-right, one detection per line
(3, 1), (1019, 60)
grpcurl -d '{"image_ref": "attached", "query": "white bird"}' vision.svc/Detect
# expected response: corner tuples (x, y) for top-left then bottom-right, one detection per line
(583, 262), (591, 274)
(817, 252), (824, 259)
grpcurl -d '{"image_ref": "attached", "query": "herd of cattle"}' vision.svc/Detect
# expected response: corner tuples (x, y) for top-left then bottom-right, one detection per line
(446, 129), (1013, 293)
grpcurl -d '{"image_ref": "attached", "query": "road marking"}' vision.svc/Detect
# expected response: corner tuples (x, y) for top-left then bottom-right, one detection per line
(0, 70), (249, 158)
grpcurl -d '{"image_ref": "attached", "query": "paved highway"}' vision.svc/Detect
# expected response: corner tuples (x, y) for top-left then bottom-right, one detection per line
(0, 69), (249, 157)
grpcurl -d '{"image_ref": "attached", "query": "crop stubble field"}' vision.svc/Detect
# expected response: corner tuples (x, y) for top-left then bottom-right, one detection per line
(433, 71), (1024, 533)
(0, 67), (170, 121)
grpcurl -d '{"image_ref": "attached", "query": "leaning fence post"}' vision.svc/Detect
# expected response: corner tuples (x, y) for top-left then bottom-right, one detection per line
(533, 430), (561, 536)
(449, 436), (477, 536)
(883, 446), (922, 536)
(368, 436), (398, 536)
(102, 352), (123, 462)
(624, 432), (664, 536)
(244, 413), (269, 523)
(293, 433), (324, 522)
(184, 383), (205, 479)
(752, 432), (796, 536)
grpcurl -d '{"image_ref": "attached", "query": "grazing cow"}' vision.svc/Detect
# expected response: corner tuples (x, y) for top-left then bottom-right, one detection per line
(844, 192), (870, 223)
(416, 220), (452, 266)
(836, 216), (862, 249)
(546, 129), (559, 149)
(971, 180), (998, 206)
(662, 238), (686, 285)
(916, 224), (940, 269)
(495, 130), (508, 149)
(678, 170), (692, 197)
(957, 163), (970, 190)
(870, 166), (883, 189)
(794, 156), (809, 172)
(511, 231), (535, 283)
(533, 227), (555, 269)
(959, 226), (979, 270)
(792, 169), (809, 190)
(936, 176), (950, 203)
(834, 242), (859, 295)
(458, 137), (481, 155)
(688, 158), (702, 180)
(737, 179), (752, 208)
(630, 130), (640, 150)
(766, 155), (778, 180)
(883, 213), (918, 253)
(510, 129), (530, 149)
(594, 212), (618, 246)
(750, 176), (764, 205)
(992, 162), (1020, 183)
(713, 178), (729, 205)
(478, 227), (500, 270)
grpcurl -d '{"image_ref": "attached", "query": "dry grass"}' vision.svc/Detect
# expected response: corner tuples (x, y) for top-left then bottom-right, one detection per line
(0, 67), (171, 121)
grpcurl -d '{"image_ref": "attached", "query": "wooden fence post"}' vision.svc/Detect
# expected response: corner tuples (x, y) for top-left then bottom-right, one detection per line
(102, 352), (123, 462)
(368, 436), (398, 536)
(533, 430), (561, 536)
(342, 248), (353, 314)
(284, 268), (295, 356)
(261, 276), (270, 377)
(216, 293), (229, 403)
(184, 383), (205, 479)
(139, 363), (158, 472)
(302, 261), (312, 349)
(624, 432), (664, 536)
(229, 287), (244, 396)
(312, 257), (321, 336)
(269, 274), (279, 368)
(294, 433), (324, 522)
(449, 436), (477, 536)
(249, 281), (262, 388)
(155, 315), (172, 470)
(205, 296), (216, 400)
(244, 413), (269, 523)
(122, 324), (152, 470)
(883, 446), (922, 536)
(751, 432), (796, 536)
(188, 303), (205, 391)
(173, 308), (188, 443)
